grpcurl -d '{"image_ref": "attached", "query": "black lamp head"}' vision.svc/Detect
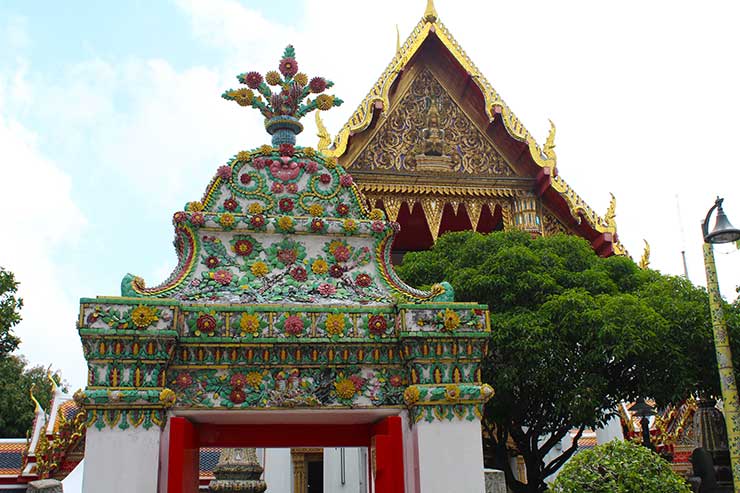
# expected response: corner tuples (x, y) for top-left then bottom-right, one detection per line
(703, 198), (740, 244)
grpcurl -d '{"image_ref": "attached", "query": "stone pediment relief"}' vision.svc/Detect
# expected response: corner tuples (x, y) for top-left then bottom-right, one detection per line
(352, 69), (515, 177)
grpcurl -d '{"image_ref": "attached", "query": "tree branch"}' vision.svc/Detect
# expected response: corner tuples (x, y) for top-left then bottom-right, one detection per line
(542, 425), (586, 478)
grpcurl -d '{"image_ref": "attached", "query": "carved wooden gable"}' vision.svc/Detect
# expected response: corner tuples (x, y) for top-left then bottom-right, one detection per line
(351, 69), (515, 177)
(542, 207), (572, 236)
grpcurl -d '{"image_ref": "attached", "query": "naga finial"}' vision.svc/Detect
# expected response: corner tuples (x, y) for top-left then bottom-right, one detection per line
(222, 45), (343, 146)
(47, 368), (59, 394)
(30, 383), (42, 414)
(639, 240), (651, 269)
(315, 110), (332, 152)
(605, 193), (617, 230)
(544, 119), (557, 162)
(424, 0), (438, 22)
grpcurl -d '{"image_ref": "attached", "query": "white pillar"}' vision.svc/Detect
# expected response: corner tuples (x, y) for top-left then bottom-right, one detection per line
(82, 426), (162, 493)
(414, 419), (485, 493)
(263, 448), (293, 493)
(324, 448), (365, 493)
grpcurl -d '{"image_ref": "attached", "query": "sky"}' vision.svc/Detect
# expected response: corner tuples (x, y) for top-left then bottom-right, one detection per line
(1, 0), (740, 489)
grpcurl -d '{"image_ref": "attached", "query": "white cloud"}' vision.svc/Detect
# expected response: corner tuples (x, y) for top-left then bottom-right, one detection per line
(0, 106), (88, 388)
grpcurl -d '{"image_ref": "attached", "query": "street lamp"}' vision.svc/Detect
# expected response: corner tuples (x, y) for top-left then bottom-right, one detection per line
(702, 197), (740, 491)
(629, 397), (656, 449)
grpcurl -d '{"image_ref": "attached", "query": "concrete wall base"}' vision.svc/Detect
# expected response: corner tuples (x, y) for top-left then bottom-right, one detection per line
(27, 479), (63, 492)
(414, 419), (485, 493)
(82, 426), (162, 493)
(484, 469), (506, 493)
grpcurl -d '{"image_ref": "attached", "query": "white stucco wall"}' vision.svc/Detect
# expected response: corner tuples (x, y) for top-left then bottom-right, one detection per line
(401, 411), (420, 493)
(263, 448), (293, 493)
(595, 414), (624, 444)
(413, 419), (485, 493)
(82, 426), (162, 493)
(323, 448), (366, 493)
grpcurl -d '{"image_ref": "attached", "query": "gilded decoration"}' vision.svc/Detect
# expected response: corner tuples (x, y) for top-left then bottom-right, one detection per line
(320, 5), (626, 255)
(542, 209), (570, 237)
(639, 240), (651, 269)
(353, 69), (513, 177)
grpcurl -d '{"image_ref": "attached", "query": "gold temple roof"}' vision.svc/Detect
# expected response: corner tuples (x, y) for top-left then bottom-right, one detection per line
(319, 0), (626, 255)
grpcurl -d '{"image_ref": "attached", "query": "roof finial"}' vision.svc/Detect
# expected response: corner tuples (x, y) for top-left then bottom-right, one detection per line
(222, 45), (343, 146)
(605, 193), (617, 230)
(30, 383), (42, 414)
(47, 367), (59, 394)
(639, 240), (651, 269)
(396, 24), (401, 55)
(424, 0), (438, 22)
(316, 110), (332, 151)
(544, 119), (557, 162)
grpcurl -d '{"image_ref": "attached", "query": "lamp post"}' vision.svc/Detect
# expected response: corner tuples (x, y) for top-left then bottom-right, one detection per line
(629, 397), (656, 449)
(702, 197), (740, 490)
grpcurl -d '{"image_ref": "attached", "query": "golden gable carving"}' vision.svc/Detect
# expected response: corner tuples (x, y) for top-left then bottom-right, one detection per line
(352, 69), (514, 177)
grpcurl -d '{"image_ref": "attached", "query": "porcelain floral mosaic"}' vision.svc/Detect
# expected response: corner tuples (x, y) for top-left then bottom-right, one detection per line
(76, 46), (492, 429)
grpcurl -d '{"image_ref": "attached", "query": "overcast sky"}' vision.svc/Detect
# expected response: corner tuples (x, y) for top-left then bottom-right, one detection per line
(2, 1), (739, 489)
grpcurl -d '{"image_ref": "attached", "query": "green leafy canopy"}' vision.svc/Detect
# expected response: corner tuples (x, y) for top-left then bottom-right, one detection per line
(0, 267), (22, 358)
(397, 231), (738, 492)
(0, 355), (67, 437)
(552, 440), (691, 493)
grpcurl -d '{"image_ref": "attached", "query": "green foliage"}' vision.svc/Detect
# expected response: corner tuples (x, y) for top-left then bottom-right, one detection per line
(0, 267), (22, 357)
(397, 231), (739, 492)
(0, 355), (66, 437)
(551, 440), (691, 493)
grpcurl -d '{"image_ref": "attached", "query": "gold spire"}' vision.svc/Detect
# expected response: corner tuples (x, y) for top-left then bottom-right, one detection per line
(424, 0), (438, 22)
(639, 240), (651, 269)
(396, 24), (401, 55)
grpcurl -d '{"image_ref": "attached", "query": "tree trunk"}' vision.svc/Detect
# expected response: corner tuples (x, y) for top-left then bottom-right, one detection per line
(524, 454), (546, 493)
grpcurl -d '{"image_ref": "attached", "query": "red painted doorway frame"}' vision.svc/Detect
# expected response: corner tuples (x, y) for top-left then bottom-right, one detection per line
(167, 416), (405, 493)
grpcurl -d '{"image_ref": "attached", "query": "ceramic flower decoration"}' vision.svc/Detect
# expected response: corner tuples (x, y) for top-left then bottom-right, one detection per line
(222, 45), (343, 146)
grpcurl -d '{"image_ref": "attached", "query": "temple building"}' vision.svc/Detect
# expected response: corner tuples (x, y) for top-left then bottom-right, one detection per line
(321, 1), (626, 260)
(1, 2), (694, 492)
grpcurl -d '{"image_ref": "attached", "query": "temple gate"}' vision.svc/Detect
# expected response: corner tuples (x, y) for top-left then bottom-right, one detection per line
(75, 44), (492, 492)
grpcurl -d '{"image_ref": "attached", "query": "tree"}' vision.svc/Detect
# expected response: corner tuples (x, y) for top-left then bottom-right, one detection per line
(0, 355), (66, 437)
(396, 231), (738, 492)
(551, 440), (691, 493)
(0, 267), (22, 357)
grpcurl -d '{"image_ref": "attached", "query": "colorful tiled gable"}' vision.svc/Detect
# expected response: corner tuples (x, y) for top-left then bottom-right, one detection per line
(74, 44), (492, 433)
(119, 48), (451, 306)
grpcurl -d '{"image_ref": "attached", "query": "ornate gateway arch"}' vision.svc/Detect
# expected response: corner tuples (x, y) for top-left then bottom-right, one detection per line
(76, 45), (492, 493)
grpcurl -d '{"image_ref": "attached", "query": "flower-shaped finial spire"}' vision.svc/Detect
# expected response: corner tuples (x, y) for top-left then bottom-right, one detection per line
(222, 45), (343, 146)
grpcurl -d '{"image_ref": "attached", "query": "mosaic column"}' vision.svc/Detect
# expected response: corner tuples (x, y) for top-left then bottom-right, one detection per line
(703, 243), (740, 490)
(400, 304), (494, 493)
(76, 299), (178, 493)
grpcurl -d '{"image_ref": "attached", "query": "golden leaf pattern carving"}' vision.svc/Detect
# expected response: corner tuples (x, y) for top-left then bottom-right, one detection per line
(464, 201), (484, 231)
(542, 209), (570, 236)
(353, 69), (514, 176)
(420, 198), (445, 241)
